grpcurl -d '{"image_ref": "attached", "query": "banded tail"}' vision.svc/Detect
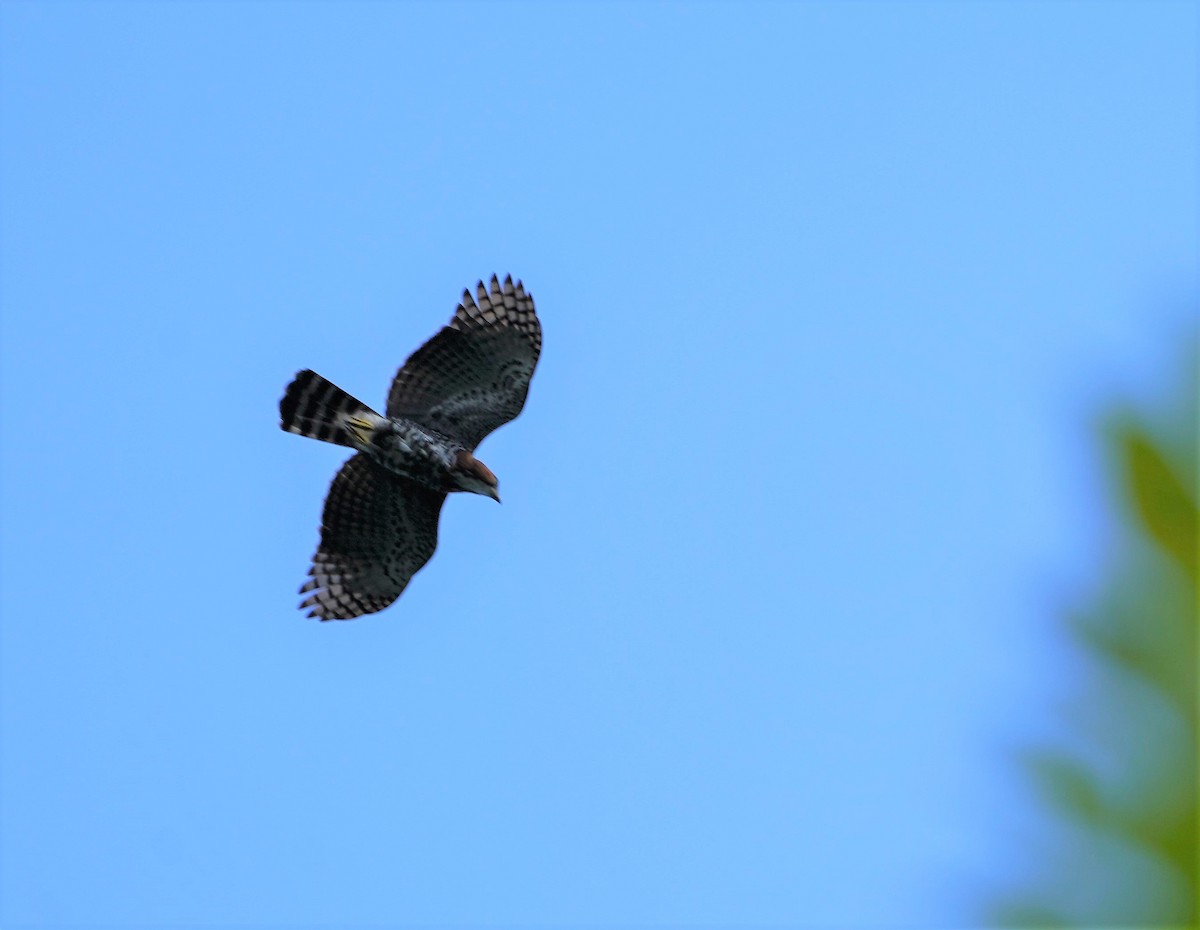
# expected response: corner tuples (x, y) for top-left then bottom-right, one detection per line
(280, 370), (383, 448)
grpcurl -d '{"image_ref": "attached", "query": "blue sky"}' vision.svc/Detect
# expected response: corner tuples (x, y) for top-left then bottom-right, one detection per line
(0, 1), (1195, 927)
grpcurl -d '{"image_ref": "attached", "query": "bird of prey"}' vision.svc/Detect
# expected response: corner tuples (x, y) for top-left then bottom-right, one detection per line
(279, 275), (541, 620)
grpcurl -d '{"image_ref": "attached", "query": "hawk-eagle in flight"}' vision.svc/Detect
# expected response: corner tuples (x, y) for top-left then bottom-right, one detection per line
(279, 275), (541, 620)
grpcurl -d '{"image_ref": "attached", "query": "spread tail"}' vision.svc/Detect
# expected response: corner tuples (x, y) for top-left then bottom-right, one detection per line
(280, 370), (381, 448)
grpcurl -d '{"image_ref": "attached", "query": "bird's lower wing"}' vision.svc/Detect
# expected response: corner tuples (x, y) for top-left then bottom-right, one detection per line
(299, 454), (446, 620)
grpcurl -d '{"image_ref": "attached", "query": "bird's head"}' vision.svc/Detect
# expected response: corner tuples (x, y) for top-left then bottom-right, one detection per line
(452, 450), (501, 502)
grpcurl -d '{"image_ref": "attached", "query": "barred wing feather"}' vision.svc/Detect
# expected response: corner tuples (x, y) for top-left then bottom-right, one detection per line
(386, 275), (541, 450)
(299, 454), (446, 621)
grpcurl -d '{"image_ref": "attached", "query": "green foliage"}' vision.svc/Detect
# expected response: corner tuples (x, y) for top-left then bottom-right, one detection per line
(994, 349), (1198, 928)
(1020, 751), (1105, 825)
(1121, 427), (1198, 584)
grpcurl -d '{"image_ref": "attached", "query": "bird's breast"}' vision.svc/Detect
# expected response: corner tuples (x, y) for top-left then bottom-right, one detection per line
(366, 419), (457, 489)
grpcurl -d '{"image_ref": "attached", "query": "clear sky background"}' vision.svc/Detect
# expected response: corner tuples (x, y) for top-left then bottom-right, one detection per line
(1, 2), (1196, 927)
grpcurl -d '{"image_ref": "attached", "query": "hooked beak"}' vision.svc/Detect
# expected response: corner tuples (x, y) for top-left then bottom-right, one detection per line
(487, 487), (502, 504)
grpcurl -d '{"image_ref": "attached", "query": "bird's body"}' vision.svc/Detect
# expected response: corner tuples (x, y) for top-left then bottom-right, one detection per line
(279, 275), (540, 620)
(359, 415), (461, 488)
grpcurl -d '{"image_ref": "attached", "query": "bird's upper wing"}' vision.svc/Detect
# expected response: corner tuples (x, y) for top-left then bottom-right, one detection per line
(299, 453), (446, 620)
(386, 275), (541, 450)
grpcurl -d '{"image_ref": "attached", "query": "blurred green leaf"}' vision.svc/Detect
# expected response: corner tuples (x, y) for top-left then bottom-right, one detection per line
(994, 343), (1198, 928)
(1117, 424), (1198, 582)
(1021, 750), (1104, 824)
(988, 903), (1070, 928)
